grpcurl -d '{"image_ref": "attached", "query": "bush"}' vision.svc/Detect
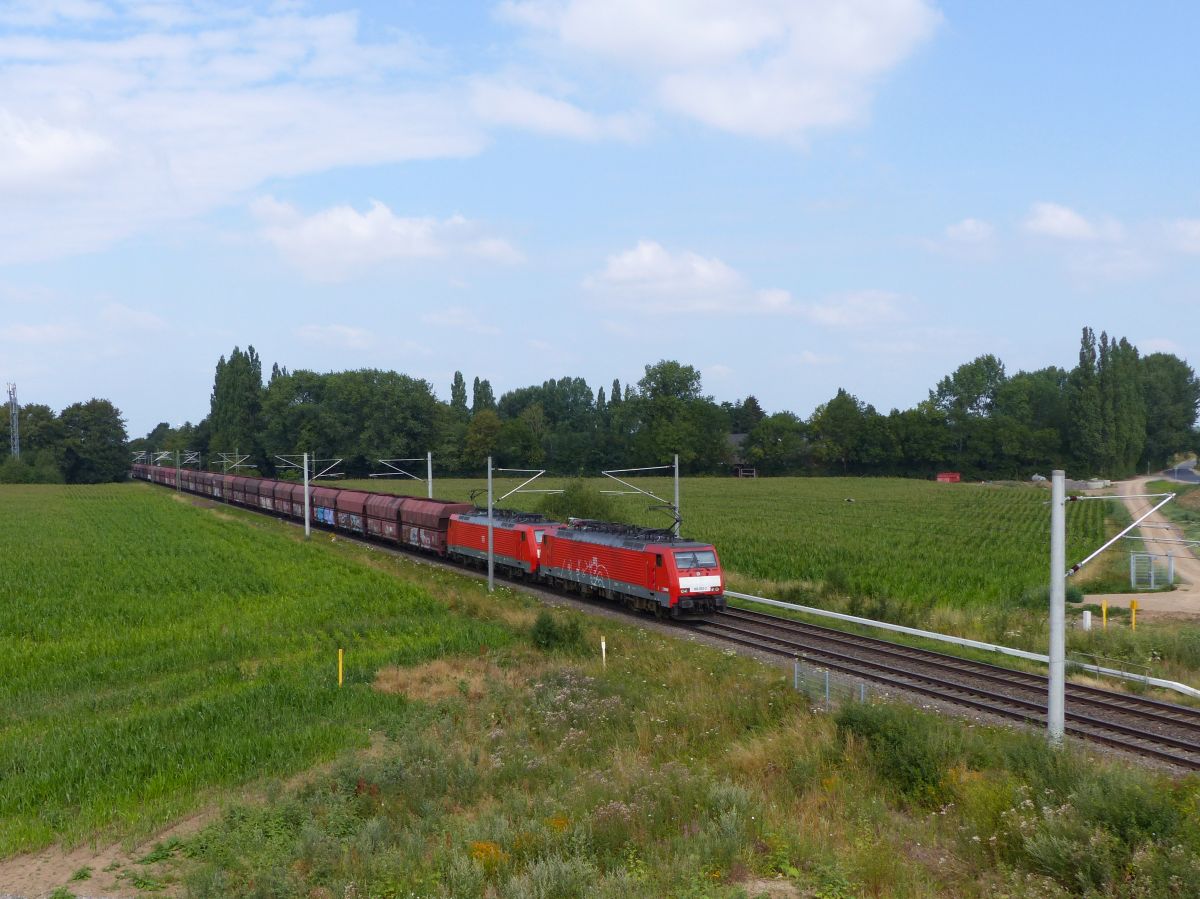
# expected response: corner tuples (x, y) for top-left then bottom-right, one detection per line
(1016, 584), (1084, 608)
(538, 480), (623, 523)
(834, 703), (962, 807)
(530, 612), (587, 654)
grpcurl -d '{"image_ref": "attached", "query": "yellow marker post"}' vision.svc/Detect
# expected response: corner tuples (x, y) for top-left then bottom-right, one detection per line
(1101, 599), (1108, 630)
(1130, 600), (1138, 632)
(338, 648), (344, 687)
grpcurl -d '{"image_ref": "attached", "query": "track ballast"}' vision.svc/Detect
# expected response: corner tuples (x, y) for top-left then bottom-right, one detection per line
(692, 607), (1200, 770)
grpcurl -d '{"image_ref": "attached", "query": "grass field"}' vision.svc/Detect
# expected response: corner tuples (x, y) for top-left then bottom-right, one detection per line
(0, 484), (505, 856)
(340, 476), (1110, 608)
(5, 483), (1200, 898)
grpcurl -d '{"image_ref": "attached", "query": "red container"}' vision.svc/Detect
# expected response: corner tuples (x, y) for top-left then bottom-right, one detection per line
(253, 478), (275, 511)
(230, 476), (251, 505)
(335, 491), (371, 533)
(271, 482), (298, 518)
(311, 486), (340, 526)
(398, 498), (474, 554)
(365, 494), (404, 541)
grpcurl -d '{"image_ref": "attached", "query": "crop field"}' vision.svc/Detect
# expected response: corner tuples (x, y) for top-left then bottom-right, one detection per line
(5, 483), (1198, 898)
(0, 484), (505, 856)
(341, 476), (1110, 608)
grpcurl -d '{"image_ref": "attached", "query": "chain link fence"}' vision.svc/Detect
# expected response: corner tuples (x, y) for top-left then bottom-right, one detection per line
(791, 656), (877, 710)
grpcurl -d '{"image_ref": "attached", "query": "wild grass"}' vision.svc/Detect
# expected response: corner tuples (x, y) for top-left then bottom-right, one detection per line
(173, 619), (1200, 898)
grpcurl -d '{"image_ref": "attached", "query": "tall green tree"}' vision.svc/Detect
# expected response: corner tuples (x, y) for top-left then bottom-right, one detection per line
(471, 377), (496, 416)
(1068, 327), (1103, 471)
(59, 399), (128, 483)
(450, 371), (468, 416)
(209, 346), (264, 463)
(463, 409), (502, 468)
(1140, 353), (1200, 468)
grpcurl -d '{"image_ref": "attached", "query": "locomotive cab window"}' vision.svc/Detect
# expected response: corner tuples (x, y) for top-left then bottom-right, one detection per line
(534, 530), (546, 544)
(655, 554), (663, 567)
(674, 550), (717, 570)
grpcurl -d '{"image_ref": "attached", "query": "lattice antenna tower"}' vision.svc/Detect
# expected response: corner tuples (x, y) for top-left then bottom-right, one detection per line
(6, 384), (17, 459)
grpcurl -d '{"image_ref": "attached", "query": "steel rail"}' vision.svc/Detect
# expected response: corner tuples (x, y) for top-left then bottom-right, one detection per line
(725, 589), (1200, 700)
(695, 618), (1200, 769)
(719, 607), (1200, 732)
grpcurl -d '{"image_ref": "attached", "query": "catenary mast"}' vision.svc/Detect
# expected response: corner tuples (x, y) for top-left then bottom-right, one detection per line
(6, 384), (17, 459)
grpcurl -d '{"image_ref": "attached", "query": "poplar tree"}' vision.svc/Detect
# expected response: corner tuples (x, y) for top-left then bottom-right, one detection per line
(209, 346), (264, 462)
(450, 371), (468, 415)
(1068, 327), (1103, 471)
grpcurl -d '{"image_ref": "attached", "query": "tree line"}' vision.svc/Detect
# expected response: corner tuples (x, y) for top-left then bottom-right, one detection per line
(131, 327), (1198, 480)
(0, 398), (129, 484)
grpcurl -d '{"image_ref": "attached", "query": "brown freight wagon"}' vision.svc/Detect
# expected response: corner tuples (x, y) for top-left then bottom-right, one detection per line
(399, 498), (474, 555)
(365, 494), (404, 541)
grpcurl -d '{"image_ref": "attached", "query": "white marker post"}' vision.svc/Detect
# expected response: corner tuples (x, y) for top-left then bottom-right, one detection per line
(1048, 469), (1066, 746)
(427, 450), (433, 499)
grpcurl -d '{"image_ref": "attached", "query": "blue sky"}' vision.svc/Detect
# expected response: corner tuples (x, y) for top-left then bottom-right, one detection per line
(1, 0), (1197, 437)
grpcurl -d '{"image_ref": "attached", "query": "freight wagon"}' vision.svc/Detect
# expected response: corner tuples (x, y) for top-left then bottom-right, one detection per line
(130, 464), (724, 617)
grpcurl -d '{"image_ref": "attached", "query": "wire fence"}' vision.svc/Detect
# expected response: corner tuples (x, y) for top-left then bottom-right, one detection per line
(791, 656), (877, 710)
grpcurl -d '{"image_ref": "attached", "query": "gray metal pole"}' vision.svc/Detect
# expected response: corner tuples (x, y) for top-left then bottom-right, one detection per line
(487, 456), (495, 592)
(1048, 469), (1066, 745)
(303, 451), (311, 539)
(427, 450), (433, 499)
(673, 452), (680, 537)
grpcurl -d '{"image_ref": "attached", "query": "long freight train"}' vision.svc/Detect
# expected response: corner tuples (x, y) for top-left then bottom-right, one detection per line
(130, 464), (726, 617)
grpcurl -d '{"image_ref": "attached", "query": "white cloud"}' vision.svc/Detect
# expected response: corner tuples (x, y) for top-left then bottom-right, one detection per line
(799, 290), (902, 328)
(0, 322), (83, 344)
(1167, 219), (1200, 255)
(787, 350), (839, 366)
(253, 198), (522, 281)
(499, 0), (940, 139)
(1139, 337), (1182, 355)
(470, 80), (641, 141)
(0, 111), (114, 191)
(585, 240), (794, 314)
(100, 302), (166, 331)
(1024, 202), (1122, 241)
(0, 6), (484, 263)
(421, 307), (501, 335)
(945, 218), (993, 243)
(295, 324), (374, 349)
(706, 363), (733, 379)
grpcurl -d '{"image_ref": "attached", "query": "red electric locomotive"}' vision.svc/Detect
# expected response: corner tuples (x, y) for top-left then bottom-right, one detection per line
(447, 510), (559, 577)
(540, 520), (725, 617)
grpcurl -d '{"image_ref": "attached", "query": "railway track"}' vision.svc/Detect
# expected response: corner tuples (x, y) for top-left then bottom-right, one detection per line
(692, 606), (1200, 770)
(151, 480), (1200, 769)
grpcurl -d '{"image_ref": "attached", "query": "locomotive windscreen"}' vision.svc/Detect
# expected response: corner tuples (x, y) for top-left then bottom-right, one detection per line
(674, 549), (717, 569)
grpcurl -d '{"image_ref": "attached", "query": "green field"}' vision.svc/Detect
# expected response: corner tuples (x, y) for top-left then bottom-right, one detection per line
(340, 476), (1109, 608)
(0, 484), (504, 855)
(5, 483), (1200, 898)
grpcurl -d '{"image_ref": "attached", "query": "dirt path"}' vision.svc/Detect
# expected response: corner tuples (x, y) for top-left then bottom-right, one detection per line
(1087, 475), (1200, 615)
